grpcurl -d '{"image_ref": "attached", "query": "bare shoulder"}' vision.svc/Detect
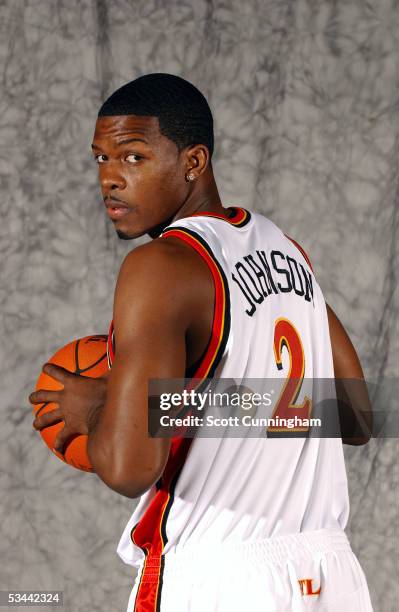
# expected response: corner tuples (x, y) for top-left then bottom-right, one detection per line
(117, 236), (213, 296)
(114, 236), (214, 337)
(120, 235), (208, 276)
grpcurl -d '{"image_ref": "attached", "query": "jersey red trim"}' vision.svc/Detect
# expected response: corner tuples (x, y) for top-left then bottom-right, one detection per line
(285, 235), (314, 273)
(173, 206), (251, 228)
(161, 228), (230, 379)
(106, 320), (114, 369)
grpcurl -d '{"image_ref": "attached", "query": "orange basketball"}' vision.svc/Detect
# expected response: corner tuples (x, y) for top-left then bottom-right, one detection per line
(33, 335), (108, 472)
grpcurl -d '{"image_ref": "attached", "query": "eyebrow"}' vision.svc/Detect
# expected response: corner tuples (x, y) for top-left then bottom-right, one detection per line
(91, 137), (149, 150)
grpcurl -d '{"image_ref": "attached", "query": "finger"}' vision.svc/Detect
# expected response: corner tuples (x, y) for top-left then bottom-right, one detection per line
(42, 363), (72, 384)
(33, 408), (63, 431)
(29, 389), (61, 405)
(53, 426), (74, 454)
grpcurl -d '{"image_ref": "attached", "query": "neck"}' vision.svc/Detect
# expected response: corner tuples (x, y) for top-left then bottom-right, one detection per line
(172, 169), (225, 222)
(148, 169), (226, 239)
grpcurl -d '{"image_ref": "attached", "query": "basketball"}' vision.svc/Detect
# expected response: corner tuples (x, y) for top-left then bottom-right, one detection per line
(32, 335), (108, 472)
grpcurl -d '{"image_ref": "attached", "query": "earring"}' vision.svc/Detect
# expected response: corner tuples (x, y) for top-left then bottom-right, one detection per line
(187, 172), (196, 182)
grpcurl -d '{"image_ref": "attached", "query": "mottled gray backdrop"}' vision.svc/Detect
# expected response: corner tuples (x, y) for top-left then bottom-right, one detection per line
(1, 1), (398, 611)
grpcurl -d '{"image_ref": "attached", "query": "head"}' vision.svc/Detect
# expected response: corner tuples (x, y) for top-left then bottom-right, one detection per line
(92, 73), (215, 239)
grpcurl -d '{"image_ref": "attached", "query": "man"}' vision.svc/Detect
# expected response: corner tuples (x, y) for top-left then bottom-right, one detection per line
(30, 73), (373, 611)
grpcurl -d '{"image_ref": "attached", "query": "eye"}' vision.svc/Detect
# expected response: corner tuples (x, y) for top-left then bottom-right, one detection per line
(125, 154), (143, 163)
(94, 154), (107, 163)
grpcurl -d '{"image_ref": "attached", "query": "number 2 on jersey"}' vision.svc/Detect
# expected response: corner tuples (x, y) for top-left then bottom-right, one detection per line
(267, 318), (312, 433)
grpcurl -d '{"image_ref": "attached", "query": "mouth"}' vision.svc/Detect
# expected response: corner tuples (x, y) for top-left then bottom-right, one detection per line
(105, 199), (132, 220)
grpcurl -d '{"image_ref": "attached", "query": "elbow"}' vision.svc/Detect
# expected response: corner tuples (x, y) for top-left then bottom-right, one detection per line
(342, 434), (371, 446)
(104, 477), (154, 499)
(103, 440), (171, 498)
(342, 421), (373, 445)
(87, 434), (170, 498)
(88, 455), (161, 498)
(103, 466), (162, 499)
(90, 449), (166, 498)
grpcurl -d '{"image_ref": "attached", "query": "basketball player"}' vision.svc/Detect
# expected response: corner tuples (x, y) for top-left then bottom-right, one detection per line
(30, 74), (374, 610)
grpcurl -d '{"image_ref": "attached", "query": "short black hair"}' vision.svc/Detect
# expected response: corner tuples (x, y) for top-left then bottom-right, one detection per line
(98, 73), (214, 159)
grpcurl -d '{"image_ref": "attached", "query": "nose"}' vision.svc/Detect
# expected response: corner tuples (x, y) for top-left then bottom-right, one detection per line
(99, 164), (127, 191)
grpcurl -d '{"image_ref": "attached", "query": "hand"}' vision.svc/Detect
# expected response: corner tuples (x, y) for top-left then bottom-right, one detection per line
(29, 363), (108, 455)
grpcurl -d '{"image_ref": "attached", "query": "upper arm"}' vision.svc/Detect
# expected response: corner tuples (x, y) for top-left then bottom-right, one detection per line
(326, 303), (364, 379)
(98, 239), (195, 494)
(326, 303), (372, 444)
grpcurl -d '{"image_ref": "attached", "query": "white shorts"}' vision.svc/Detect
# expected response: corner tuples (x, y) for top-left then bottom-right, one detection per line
(126, 528), (373, 611)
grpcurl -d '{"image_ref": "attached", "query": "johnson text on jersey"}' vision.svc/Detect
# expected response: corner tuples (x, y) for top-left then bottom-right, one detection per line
(232, 250), (314, 316)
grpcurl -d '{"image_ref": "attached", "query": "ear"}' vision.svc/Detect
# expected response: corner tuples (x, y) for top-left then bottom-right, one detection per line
(184, 144), (210, 179)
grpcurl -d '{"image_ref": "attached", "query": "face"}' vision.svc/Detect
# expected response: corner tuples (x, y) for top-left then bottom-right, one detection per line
(91, 115), (191, 239)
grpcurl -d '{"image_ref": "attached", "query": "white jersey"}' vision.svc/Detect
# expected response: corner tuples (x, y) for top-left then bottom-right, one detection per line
(109, 206), (350, 602)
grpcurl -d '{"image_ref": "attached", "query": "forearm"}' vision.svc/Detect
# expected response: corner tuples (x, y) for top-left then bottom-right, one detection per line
(85, 377), (114, 478)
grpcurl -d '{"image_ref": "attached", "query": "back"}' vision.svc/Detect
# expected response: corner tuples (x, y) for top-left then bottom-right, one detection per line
(115, 206), (349, 567)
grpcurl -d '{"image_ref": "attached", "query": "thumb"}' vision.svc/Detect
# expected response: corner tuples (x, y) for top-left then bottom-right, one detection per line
(43, 363), (72, 384)
(53, 426), (74, 455)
